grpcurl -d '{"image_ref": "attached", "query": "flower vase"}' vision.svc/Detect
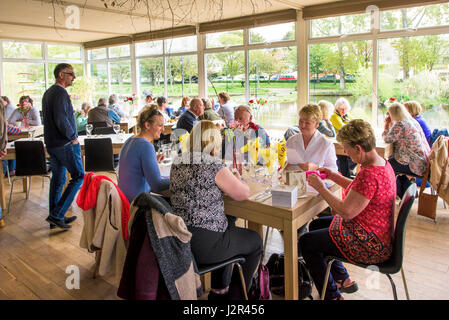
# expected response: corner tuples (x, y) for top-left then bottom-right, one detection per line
(22, 116), (29, 129)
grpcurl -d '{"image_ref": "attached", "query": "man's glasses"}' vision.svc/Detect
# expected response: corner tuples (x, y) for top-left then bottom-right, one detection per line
(63, 72), (76, 77)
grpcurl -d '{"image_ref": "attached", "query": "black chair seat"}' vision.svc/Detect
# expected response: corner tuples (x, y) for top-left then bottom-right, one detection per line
(92, 126), (115, 135)
(321, 183), (417, 300)
(84, 138), (117, 178)
(197, 256), (246, 275)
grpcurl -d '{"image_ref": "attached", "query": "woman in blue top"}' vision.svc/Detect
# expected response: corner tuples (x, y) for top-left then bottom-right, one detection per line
(118, 105), (170, 203)
(404, 101), (431, 145)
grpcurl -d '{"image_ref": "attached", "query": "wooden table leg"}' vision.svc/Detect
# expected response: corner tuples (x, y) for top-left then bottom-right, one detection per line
(248, 221), (263, 239)
(283, 219), (298, 300)
(22, 177), (27, 193)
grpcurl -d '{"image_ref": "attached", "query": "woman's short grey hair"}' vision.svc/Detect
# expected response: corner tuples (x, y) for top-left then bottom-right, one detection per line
(335, 97), (351, 112)
(108, 94), (118, 105)
(81, 102), (91, 111)
(97, 98), (107, 107)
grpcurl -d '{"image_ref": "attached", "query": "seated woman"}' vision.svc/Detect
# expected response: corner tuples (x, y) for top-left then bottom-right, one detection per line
(404, 101), (431, 145)
(8, 95), (41, 126)
(301, 119), (397, 300)
(382, 102), (430, 199)
(74, 102), (92, 135)
(286, 104), (338, 238)
(199, 98), (221, 121)
(174, 96), (190, 117)
(0, 96), (21, 177)
(317, 100), (336, 138)
(118, 105), (170, 203)
(170, 120), (262, 300)
(330, 97), (355, 178)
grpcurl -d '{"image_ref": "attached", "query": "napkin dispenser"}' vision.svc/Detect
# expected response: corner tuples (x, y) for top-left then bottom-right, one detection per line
(271, 185), (298, 208)
(285, 168), (307, 197)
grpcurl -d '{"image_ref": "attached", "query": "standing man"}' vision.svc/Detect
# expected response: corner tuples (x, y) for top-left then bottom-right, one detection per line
(42, 63), (84, 230)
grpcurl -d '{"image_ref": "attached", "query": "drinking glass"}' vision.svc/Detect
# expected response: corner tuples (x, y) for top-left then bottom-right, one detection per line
(86, 124), (93, 136)
(113, 124), (120, 134)
(161, 143), (173, 164)
(29, 127), (36, 140)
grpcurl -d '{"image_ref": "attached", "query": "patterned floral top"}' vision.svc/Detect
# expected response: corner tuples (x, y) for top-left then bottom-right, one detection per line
(329, 161), (397, 264)
(382, 118), (430, 176)
(170, 152), (228, 232)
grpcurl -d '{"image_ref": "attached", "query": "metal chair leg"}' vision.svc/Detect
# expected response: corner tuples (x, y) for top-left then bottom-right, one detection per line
(263, 226), (271, 254)
(401, 267), (410, 300)
(6, 165), (10, 185)
(26, 176), (31, 199)
(320, 259), (335, 300)
(235, 263), (248, 300)
(8, 178), (18, 213)
(386, 274), (398, 300)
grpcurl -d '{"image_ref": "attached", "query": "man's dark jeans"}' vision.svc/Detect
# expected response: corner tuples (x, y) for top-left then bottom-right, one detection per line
(47, 142), (84, 221)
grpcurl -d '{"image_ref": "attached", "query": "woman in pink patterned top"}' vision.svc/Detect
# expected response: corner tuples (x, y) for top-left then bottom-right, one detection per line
(382, 102), (430, 198)
(299, 119), (397, 300)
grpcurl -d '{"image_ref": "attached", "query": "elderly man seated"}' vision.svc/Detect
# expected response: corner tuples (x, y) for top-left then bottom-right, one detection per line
(222, 105), (270, 162)
(176, 98), (205, 133)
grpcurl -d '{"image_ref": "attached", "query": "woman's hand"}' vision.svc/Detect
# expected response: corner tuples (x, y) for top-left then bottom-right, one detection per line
(0, 150), (7, 158)
(307, 172), (325, 192)
(384, 114), (392, 130)
(317, 167), (336, 180)
(156, 153), (165, 163)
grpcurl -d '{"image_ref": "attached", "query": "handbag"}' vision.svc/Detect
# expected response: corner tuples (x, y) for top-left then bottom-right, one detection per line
(248, 263), (272, 300)
(417, 165), (438, 220)
(266, 253), (313, 300)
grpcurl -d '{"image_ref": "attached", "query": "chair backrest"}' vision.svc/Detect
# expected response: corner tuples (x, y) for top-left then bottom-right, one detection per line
(15, 140), (48, 176)
(389, 183), (417, 271)
(89, 121), (108, 129)
(84, 138), (115, 172)
(92, 126), (115, 135)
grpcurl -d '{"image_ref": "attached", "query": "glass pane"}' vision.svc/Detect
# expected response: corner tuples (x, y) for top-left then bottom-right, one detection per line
(310, 13), (370, 38)
(110, 60), (132, 97)
(88, 48), (106, 60)
(164, 36), (197, 54)
(249, 22), (295, 44)
(206, 30), (243, 48)
(109, 45), (130, 58)
(308, 41), (373, 126)
(249, 47), (297, 130)
(89, 63), (108, 104)
(206, 50), (245, 106)
(48, 63), (84, 109)
(136, 41), (163, 56)
(138, 57), (164, 106)
(47, 44), (81, 60)
(2, 41), (42, 59)
(2, 62), (45, 110)
(379, 35), (449, 130)
(381, 3), (449, 31)
(166, 55), (198, 109)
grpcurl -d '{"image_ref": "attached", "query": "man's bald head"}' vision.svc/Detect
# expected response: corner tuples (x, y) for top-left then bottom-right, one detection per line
(190, 98), (204, 117)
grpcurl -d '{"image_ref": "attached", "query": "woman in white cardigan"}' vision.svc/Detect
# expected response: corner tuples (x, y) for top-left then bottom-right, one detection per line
(286, 104), (338, 241)
(286, 104), (338, 173)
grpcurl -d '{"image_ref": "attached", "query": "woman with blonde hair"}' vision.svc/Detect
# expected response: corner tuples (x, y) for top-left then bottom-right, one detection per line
(118, 105), (169, 202)
(383, 102), (430, 198)
(170, 120), (262, 300)
(330, 97), (355, 177)
(302, 119), (397, 300)
(317, 100), (336, 138)
(404, 101), (431, 144)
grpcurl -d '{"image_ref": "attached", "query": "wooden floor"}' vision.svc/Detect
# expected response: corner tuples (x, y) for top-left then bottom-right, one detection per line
(1, 175), (449, 300)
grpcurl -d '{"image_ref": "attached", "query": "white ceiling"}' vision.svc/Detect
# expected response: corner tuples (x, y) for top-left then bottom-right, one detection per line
(0, 0), (337, 44)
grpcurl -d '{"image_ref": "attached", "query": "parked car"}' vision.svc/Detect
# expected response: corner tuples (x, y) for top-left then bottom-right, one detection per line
(273, 74), (296, 80)
(319, 74), (337, 81)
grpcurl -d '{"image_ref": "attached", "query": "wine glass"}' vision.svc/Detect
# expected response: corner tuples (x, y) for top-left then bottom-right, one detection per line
(113, 124), (120, 134)
(161, 143), (173, 164)
(28, 126), (36, 140)
(86, 124), (93, 136)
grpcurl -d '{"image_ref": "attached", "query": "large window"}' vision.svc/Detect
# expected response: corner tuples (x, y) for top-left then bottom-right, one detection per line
(1, 41), (83, 111)
(249, 47), (298, 129)
(138, 57), (164, 102)
(309, 41), (373, 123)
(206, 51), (245, 105)
(310, 13), (370, 38)
(89, 63), (108, 103)
(381, 4), (449, 31)
(249, 22), (295, 44)
(379, 35), (449, 129)
(167, 55), (198, 107)
(206, 30), (244, 48)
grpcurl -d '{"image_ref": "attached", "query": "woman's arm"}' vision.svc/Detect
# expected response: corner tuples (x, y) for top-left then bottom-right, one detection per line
(382, 121), (402, 144)
(7, 110), (20, 124)
(215, 167), (250, 201)
(307, 173), (370, 220)
(29, 108), (41, 125)
(317, 121), (335, 138)
(141, 143), (170, 192)
(318, 167), (352, 189)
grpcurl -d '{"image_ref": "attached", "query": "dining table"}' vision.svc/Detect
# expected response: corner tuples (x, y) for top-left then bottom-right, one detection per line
(119, 117), (137, 134)
(0, 133), (133, 211)
(223, 172), (341, 300)
(7, 125), (44, 142)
